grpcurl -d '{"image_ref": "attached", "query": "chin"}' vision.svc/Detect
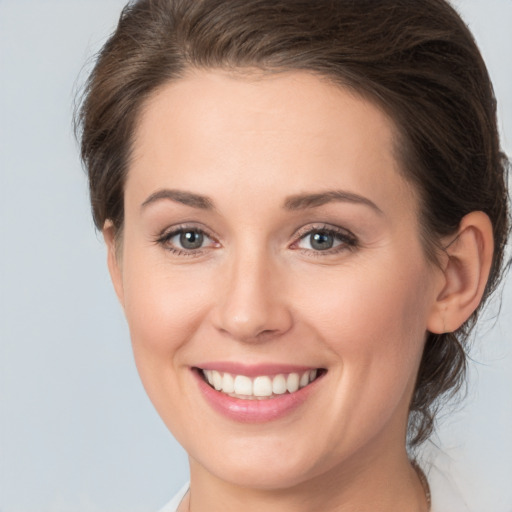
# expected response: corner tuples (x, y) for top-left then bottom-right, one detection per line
(188, 434), (336, 492)
(205, 459), (318, 491)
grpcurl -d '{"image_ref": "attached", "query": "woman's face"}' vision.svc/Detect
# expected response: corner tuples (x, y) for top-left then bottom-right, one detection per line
(109, 70), (443, 489)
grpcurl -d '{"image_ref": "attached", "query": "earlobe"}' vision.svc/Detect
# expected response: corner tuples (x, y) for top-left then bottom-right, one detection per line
(103, 221), (125, 307)
(427, 211), (494, 334)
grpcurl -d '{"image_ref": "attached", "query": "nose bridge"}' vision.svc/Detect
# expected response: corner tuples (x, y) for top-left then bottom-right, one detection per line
(215, 241), (291, 342)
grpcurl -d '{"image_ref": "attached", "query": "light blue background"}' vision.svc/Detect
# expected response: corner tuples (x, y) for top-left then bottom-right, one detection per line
(0, 1), (510, 511)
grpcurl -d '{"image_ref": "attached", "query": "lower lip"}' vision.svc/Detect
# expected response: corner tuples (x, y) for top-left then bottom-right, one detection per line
(192, 369), (323, 423)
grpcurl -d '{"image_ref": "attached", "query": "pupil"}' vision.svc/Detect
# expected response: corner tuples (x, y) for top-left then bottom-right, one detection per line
(311, 232), (333, 250)
(180, 231), (204, 249)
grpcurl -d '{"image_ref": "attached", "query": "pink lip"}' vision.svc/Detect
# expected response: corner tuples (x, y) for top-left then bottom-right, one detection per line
(192, 367), (324, 423)
(196, 361), (317, 377)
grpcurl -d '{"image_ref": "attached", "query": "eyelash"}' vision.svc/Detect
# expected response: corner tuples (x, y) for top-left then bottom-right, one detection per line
(291, 224), (358, 256)
(155, 224), (217, 257)
(155, 223), (358, 257)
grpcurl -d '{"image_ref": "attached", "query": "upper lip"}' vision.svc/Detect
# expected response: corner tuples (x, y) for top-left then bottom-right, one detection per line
(195, 362), (323, 377)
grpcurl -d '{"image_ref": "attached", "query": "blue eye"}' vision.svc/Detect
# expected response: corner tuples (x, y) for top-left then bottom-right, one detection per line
(157, 226), (216, 254)
(308, 232), (336, 250)
(177, 230), (204, 249)
(295, 226), (357, 253)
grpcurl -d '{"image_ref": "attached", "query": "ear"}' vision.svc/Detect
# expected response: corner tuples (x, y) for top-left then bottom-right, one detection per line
(427, 211), (494, 334)
(103, 221), (125, 307)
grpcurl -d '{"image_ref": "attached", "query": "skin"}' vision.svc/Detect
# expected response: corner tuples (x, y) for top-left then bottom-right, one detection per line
(104, 70), (494, 511)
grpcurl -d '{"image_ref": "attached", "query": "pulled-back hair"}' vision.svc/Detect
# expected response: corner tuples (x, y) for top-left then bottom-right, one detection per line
(75, 0), (510, 446)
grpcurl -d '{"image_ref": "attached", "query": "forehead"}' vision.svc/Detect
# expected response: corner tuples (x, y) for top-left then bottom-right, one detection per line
(128, 69), (416, 218)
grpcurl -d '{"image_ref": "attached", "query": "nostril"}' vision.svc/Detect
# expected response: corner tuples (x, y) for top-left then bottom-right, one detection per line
(212, 273), (293, 342)
(216, 324), (286, 344)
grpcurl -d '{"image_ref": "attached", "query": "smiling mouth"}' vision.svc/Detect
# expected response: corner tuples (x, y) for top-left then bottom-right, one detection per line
(198, 368), (326, 400)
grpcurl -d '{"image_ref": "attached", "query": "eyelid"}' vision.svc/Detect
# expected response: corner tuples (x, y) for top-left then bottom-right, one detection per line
(293, 222), (354, 239)
(290, 223), (358, 253)
(155, 223), (220, 255)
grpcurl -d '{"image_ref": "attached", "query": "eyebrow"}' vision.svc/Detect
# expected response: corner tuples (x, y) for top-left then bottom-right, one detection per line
(141, 188), (382, 215)
(283, 190), (383, 214)
(141, 189), (214, 210)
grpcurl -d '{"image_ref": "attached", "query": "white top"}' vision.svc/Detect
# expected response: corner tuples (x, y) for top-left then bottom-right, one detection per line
(428, 463), (471, 512)
(157, 475), (471, 512)
(158, 483), (189, 512)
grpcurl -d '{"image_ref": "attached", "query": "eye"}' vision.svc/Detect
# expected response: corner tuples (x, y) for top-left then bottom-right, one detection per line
(293, 225), (357, 254)
(156, 226), (218, 255)
(304, 231), (337, 251)
(176, 230), (205, 250)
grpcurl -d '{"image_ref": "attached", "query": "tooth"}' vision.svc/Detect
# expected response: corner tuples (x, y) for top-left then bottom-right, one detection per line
(207, 369), (317, 397)
(234, 375), (252, 395)
(253, 376), (273, 397)
(212, 370), (223, 390)
(272, 374), (287, 395)
(221, 373), (234, 393)
(204, 370), (214, 386)
(286, 373), (300, 393)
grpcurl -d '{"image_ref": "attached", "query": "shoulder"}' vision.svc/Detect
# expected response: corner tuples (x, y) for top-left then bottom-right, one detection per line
(157, 483), (189, 512)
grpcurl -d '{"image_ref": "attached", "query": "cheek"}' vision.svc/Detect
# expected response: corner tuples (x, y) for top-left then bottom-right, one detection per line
(294, 256), (432, 370)
(120, 258), (216, 427)
(286, 258), (434, 453)
(125, 276), (206, 349)
(120, 246), (214, 368)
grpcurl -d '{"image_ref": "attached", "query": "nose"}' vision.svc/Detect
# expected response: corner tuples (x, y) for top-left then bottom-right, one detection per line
(212, 249), (293, 343)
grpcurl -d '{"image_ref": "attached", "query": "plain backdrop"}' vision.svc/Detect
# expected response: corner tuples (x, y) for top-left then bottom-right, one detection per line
(0, 1), (510, 511)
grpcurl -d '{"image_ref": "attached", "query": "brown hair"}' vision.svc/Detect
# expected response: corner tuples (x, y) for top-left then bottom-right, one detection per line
(75, 0), (510, 446)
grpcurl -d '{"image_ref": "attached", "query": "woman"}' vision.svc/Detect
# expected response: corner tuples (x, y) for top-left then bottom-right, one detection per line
(75, 0), (510, 510)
